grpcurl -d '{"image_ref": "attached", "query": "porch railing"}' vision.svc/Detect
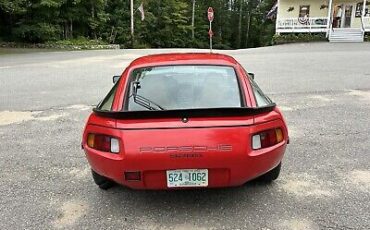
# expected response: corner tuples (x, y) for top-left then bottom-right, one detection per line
(277, 17), (328, 31)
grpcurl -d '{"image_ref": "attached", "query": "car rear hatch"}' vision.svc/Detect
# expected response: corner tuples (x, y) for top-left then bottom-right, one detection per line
(115, 114), (254, 187)
(88, 106), (277, 187)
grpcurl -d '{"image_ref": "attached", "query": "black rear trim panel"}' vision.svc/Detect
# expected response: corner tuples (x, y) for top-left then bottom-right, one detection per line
(93, 104), (276, 119)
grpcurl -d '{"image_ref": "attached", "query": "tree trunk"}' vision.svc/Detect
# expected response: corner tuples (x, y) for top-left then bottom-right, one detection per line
(64, 21), (68, 39)
(218, 0), (223, 40)
(91, 2), (97, 40)
(112, 30), (117, 44)
(191, 0), (195, 40)
(70, 19), (73, 39)
(245, 11), (251, 48)
(237, 0), (243, 48)
(109, 27), (114, 43)
(9, 14), (13, 36)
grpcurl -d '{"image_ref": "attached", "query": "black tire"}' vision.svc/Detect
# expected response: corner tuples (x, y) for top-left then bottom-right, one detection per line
(91, 169), (115, 190)
(256, 162), (281, 182)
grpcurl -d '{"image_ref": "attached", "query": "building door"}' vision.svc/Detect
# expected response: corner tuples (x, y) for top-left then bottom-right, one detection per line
(341, 5), (353, 28)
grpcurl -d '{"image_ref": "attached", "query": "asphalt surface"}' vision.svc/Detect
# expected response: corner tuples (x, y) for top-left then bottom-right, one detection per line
(0, 43), (369, 230)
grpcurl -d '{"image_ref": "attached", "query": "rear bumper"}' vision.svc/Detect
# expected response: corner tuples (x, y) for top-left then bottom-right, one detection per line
(84, 142), (287, 190)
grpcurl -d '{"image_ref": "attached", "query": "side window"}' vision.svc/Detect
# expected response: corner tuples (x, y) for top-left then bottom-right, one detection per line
(242, 67), (273, 107)
(250, 81), (273, 107)
(97, 83), (118, 111)
(299, 5), (310, 17)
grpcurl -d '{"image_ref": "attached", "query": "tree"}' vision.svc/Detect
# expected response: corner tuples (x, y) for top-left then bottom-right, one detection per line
(0, 0), (277, 49)
(0, 0), (29, 39)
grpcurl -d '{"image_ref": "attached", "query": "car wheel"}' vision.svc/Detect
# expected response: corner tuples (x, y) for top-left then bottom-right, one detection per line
(256, 162), (281, 182)
(91, 169), (115, 190)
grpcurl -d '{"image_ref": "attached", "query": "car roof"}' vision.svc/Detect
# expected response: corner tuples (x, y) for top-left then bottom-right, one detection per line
(129, 53), (238, 68)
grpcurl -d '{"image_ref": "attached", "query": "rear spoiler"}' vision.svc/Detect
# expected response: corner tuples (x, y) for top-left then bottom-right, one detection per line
(92, 104), (276, 119)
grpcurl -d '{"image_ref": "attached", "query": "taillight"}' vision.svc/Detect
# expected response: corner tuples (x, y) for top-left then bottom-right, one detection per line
(252, 128), (284, 150)
(87, 134), (120, 153)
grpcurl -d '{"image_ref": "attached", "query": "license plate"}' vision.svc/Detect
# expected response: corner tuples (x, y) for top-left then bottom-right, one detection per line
(166, 169), (208, 188)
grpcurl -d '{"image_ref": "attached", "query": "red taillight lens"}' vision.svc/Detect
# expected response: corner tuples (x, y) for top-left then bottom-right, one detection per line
(252, 128), (284, 150)
(260, 129), (277, 148)
(87, 134), (120, 153)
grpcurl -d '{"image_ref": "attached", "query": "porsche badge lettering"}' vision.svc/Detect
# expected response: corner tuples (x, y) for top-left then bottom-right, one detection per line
(139, 144), (232, 153)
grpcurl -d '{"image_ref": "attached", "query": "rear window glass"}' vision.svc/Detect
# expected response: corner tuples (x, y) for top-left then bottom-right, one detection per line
(125, 65), (242, 111)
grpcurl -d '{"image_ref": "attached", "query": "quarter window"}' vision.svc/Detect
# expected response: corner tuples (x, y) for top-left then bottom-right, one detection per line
(97, 82), (118, 111)
(250, 81), (273, 107)
(242, 69), (273, 107)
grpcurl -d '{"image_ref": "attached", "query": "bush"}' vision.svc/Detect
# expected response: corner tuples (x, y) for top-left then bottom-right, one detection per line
(13, 23), (61, 43)
(0, 41), (119, 50)
(212, 43), (232, 50)
(272, 33), (327, 45)
(187, 39), (208, 49)
(134, 43), (151, 49)
(365, 34), (370, 42)
(41, 37), (119, 50)
(48, 37), (108, 46)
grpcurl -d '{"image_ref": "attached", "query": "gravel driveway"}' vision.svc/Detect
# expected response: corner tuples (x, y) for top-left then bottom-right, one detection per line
(0, 43), (369, 229)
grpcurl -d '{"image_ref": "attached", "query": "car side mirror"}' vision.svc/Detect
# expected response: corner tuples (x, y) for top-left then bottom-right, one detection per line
(248, 72), (255, 79)
(113, 75), (120, 84)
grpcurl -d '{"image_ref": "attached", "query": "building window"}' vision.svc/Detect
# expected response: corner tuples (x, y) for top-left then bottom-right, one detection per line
(299, 5), (310, 17)
(355, 2), (370, 17)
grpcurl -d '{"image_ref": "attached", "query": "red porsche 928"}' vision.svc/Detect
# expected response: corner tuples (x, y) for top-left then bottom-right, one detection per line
(82, 53), (289, 190)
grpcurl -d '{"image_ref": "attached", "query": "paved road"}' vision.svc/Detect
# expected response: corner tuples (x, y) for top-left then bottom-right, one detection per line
(0, 43), (369, 229)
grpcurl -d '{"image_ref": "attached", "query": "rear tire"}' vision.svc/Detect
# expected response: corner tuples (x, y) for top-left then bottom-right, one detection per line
(91, 169), (115, 190)
(256, 162), (281, 182)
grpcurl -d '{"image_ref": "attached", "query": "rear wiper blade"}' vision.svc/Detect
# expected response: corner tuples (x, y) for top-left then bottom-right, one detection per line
(134, 94), (165, 110)
(132, 81), (165, 110)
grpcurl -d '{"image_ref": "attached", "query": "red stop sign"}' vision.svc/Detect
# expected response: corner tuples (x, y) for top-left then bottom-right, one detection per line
(207, 7), (214, 22)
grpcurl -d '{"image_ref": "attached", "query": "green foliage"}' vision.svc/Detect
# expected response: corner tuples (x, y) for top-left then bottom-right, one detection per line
(272, 33), (327, 45)
(13, 23), (61, 42)
(48, 37), (107, 46)
(365, 34), (370, 42)
(0, 0), (28, 14)
(0, 0), (278, 49)
(151, 0), (192, 47)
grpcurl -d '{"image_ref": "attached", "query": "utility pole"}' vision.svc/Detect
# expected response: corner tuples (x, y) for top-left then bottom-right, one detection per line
(191, 0), (196, 40)
(130, 0), (134, 47)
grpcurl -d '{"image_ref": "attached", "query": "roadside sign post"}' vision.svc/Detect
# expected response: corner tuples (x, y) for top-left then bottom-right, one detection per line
(207, 7), (214, 53)
(209, 22), (213, 52)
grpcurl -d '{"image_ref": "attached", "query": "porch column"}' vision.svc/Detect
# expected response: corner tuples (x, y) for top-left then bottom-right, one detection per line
(326, 0), (334, 37)
(276, 0), (280, 35)
(362, 0), (367, 30)
(363, 0), (367, 17)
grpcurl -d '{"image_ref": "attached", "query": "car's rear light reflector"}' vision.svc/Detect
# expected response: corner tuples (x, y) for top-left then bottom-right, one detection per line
(124, 171), (141, 181)
(110, 138), (120, 153)
(252, 128), (284, 150)
(252, 135), (261, 149)
(87, 133), (120, 153)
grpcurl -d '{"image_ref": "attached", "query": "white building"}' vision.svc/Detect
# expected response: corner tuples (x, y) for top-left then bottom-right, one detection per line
(275, 0), (369, 42)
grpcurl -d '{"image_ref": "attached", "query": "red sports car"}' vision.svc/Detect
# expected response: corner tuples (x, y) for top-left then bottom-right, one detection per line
(82, 53), (289, 190)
